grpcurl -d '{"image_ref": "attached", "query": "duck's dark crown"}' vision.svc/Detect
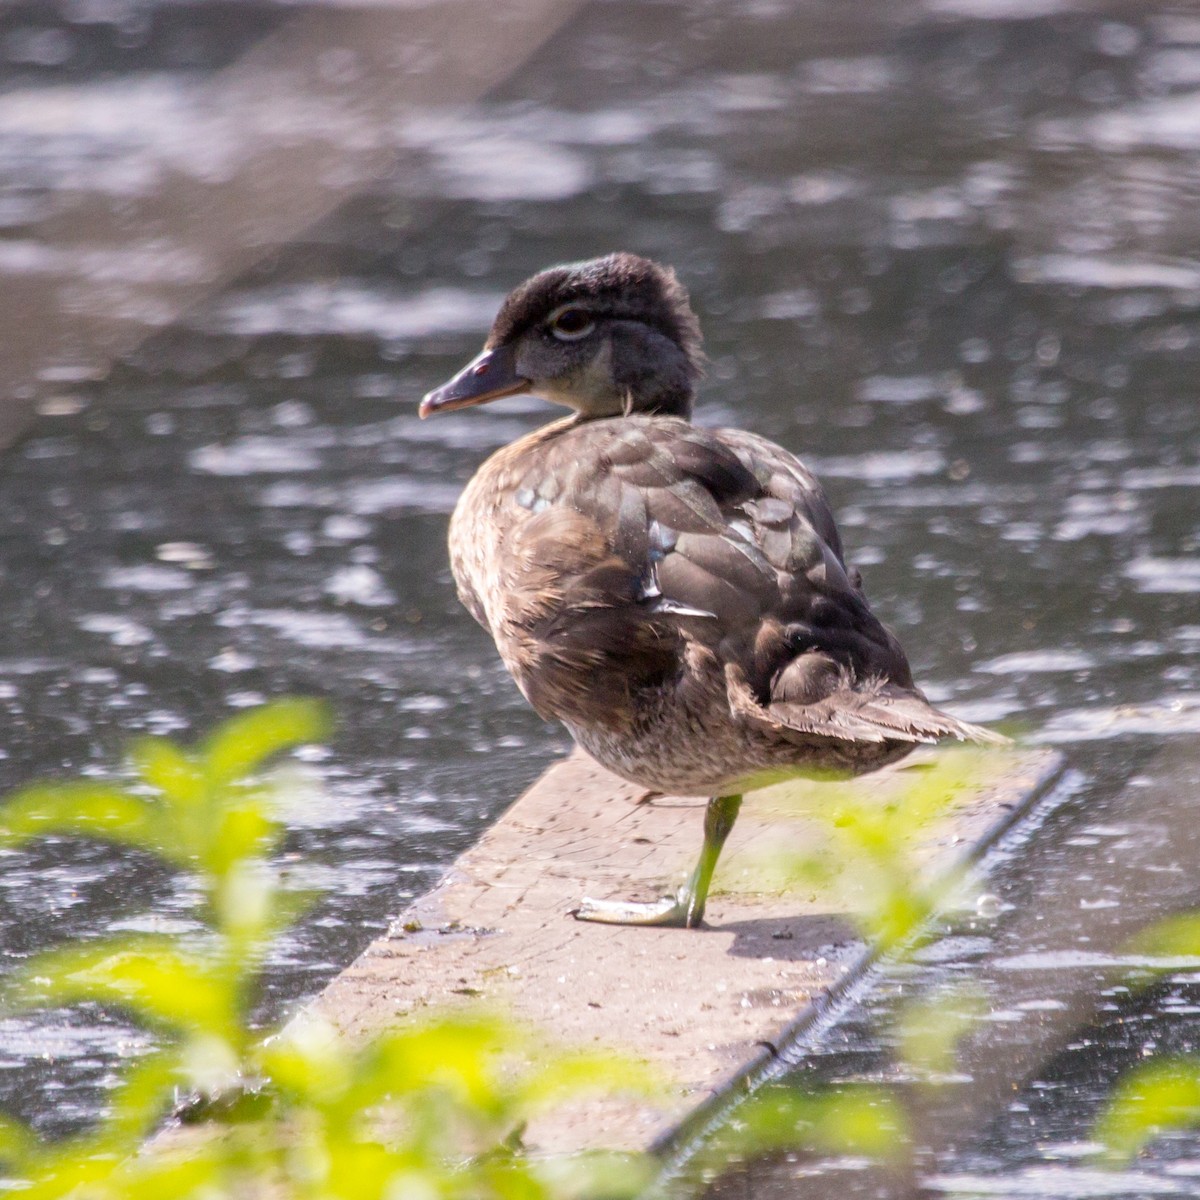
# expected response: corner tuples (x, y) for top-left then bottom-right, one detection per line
(485, 252), (705, 380)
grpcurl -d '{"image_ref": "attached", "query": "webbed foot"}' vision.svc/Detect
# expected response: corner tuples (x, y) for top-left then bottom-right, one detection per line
(572, 792), (743, 930)
(574, 887), (703, 928)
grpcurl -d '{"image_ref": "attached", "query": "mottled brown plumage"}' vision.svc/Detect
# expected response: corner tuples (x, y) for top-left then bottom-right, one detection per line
(421, 252), (1005, 927)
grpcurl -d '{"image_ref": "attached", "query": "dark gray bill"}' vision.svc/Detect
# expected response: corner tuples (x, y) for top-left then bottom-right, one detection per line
(418, 344), (530, 418)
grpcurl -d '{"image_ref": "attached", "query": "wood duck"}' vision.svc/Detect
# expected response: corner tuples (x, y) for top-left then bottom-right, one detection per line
(420, 253), (1005, 928)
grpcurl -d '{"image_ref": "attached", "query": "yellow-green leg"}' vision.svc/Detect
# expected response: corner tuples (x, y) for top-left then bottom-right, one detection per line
(574, 793), (743, 928)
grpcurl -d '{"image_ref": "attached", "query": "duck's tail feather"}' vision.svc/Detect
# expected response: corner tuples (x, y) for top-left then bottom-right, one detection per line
(780, 689), (1011, 746)
(727, 665), (1011, 747)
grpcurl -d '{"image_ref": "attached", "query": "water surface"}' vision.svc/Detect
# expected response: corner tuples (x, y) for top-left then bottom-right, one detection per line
(0, 1), (1196, 1182)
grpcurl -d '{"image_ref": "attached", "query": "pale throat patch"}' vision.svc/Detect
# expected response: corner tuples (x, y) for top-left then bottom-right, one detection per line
(535, 338), (617, 413)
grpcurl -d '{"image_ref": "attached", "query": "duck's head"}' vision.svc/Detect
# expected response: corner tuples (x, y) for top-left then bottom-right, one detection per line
(419, 253), (704, 421)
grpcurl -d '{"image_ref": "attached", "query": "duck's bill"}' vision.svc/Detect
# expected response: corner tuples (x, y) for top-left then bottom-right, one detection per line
(418, 345), (530, 418)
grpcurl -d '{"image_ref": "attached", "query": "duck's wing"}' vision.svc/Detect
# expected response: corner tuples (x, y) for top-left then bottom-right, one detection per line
(715, 428), (1007, 746)
(500, 416), (1001, 745)
(493, 415), (757, 726)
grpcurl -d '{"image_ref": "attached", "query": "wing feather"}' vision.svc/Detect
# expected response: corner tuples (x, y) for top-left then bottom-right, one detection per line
(476, 413), (1004, 748)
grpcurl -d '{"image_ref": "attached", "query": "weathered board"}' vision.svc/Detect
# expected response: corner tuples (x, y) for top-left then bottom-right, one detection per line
(308, 745), (1065, 1156)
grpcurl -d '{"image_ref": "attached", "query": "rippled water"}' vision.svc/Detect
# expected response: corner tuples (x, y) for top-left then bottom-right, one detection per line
(0, 0), (1196, 1181)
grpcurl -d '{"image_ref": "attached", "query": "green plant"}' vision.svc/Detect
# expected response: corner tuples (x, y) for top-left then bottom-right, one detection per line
(0, 700), (652, 1199)
(1092, 912), (1200, 1163)
(1095, 1057), (1200, 1164)
(763, 747), (1002, 954)
(692, 1083), (910, 1177)
(684, 747), (1013, 1184)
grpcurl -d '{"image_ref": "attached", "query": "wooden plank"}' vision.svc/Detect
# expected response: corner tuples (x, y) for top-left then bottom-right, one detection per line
(310, 746), (1064, 1155)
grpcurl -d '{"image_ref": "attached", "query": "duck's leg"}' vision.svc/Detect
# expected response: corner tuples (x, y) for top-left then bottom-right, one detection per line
(574, 793), (743, 928)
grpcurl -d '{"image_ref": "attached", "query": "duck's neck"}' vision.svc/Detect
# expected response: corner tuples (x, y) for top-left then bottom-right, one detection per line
(604, 323), (698, 420)
(636, 387), (694, 419)
(575, 386), (695, 422)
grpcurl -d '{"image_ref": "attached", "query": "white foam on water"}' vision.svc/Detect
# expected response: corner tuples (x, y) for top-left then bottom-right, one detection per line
(211, 283), (504, 341)
(810, 449), (947, 482)
(190, 435), (325, 476)
(101, 565), (193, 592)
(1012, 253), (1200, 291)
(977, 650), (1096, 675)
(1125, 557), (1200, 593)
(324, 565), (397, 608)
(1034, 695), (1200, 742)
(927, 1166), (1188, 1196)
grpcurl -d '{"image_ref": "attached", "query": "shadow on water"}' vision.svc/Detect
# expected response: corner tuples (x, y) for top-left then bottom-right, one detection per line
(0, 0), (1195, 1182)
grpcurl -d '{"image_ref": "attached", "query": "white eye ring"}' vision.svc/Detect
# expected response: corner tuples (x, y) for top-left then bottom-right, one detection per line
(547, 306), (595, 342)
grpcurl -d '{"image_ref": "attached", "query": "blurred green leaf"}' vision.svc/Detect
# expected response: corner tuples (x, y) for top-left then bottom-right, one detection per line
(115, 1148), (224, 1200)
(257, 1014), (349, 1102)
(129, 739), (203, 810)
(1128, 912), (1200, 961)
(0, 1112), (35, 1163)
(866, 885), (937, 954)
(201, 698), (332, 786)
(13, 1148), (122, 1200)
(758, 746), (1005, 958)
(0, 784), (172, 860)
(896, 985), (987, 1079)
(352, 1015), (511, 1114)
(204, 803), (279, 882)
(818, 1088), (909, 1157)
(4, 938), (232, 1037)
(703, 1083), (909, 1168)
(531, 1151), (652, 1200)
(101, 1053), (181, 1146)
(1113, 913), (1200, 998)
(1096, 1057), (1200, 1162)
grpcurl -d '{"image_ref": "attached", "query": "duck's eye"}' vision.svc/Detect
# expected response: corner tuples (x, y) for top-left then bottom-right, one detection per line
(548, 307), (594, 341)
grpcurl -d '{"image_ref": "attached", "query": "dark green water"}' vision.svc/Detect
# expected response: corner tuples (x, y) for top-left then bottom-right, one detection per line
(0, 0), (1196, 1189)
